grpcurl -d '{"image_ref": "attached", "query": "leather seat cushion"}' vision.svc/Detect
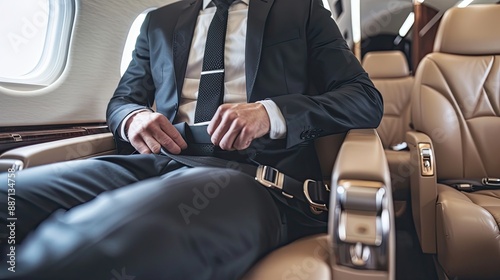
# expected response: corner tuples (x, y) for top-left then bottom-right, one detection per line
(464, 189), (500, 226)
(242, 234), (331, 280)
(436, 184), (500, 279)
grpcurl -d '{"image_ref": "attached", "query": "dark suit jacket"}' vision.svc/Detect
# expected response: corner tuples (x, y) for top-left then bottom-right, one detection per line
(107, 0), (383, 181)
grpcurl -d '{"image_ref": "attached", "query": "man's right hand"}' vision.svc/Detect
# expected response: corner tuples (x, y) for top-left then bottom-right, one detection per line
(125, 111), (188, 154)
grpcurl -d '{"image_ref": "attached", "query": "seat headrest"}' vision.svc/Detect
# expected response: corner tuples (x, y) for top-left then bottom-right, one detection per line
(434, 5), (500, 55)
(362, 51), (410, 79)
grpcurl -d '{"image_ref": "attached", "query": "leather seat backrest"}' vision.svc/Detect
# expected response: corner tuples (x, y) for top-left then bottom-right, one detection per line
(411, 5), (500, 180)
(362, 51), (414, 149)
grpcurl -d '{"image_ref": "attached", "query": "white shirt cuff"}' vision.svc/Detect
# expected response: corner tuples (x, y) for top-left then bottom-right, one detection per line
(256, 100), (287, 139)
(119, 109), (152, 142)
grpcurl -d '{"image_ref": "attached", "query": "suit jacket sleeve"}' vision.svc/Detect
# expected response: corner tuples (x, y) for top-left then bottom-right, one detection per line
(106, 13), (155, 138)
(270, 0), (383, 148)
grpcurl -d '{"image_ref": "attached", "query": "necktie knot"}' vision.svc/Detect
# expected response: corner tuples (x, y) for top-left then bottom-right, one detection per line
(213, 0), (235, 11)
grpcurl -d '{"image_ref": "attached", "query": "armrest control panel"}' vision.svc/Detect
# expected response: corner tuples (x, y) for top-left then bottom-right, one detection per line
(333, 180), (390, 271)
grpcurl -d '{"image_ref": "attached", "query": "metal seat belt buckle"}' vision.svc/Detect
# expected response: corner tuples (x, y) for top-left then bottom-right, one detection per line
(255, 165), (293, 198)
(482, 178), (500, 187)
(455, 183), (474, 192)
(303, 179), (329, 213)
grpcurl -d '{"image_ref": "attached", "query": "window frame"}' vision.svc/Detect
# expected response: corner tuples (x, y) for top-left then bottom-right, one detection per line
(0, 0), (76, 87)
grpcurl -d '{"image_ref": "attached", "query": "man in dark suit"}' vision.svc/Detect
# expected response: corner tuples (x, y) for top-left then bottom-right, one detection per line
(0, 0), (382, 279)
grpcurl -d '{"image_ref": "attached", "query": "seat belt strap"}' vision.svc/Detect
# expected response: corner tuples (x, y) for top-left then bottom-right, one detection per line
(162, 149), (330, 212)
(441, 178), (500, 192)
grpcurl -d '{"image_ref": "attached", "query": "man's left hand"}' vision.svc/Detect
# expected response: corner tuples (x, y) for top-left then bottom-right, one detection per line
(207, 103), (270, 151)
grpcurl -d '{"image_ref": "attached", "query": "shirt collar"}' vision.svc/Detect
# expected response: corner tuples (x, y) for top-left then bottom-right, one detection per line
(202, 0), (249, 10)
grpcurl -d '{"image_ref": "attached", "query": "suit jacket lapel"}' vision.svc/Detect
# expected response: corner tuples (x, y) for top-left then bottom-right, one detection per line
(173, 0), (202, 97)
(246, 0), (274, 101)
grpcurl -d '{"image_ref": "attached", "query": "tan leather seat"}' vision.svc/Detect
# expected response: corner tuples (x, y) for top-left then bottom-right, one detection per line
(407, 5), (500, 279)
(362, 51), (414, 202)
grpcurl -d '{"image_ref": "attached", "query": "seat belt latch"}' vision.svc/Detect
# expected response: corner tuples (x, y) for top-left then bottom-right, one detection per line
(482, 178), (500, 187)
(255, 165), (293, 198)
(456, 183), (474, 192)
(303, 179), (329, 212)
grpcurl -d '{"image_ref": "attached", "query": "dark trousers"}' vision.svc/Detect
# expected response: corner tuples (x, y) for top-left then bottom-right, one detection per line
(0, 154), (294, 280)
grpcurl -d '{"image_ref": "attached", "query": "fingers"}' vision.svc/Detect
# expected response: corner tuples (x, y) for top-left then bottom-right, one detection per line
(142, 133), (163, 154)
(216, 118), (255, 151)
(127, 112), (155, 154)
(232, 126), (253, 150)
(158, 120), (188, 152)
(129, 137), (152, 154)
(127, 112), (187, 154)
(209, 107), (236, 149)
(207, 108), (222, 136)
(208, 103), (270, 151)
(217, 119), (241, 151)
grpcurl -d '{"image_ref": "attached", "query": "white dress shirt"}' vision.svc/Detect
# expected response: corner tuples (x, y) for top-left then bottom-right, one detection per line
(120, 0), (286, 141)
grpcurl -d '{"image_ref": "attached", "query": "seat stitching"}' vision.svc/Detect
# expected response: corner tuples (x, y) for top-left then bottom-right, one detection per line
(483, 56), (500, 117)
(426, 57), (470, 177)
(471, 56), (496, 118)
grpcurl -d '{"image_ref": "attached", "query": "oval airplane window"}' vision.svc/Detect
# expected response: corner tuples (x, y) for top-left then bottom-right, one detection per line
(120, 8), (157, 76)
(0, 0), (76, 87)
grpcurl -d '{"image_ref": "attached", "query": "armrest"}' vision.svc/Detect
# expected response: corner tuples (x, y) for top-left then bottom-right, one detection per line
(331, 129), (391, 184)
(0, 133), (116, 171)
(405, 131), (437, 254)
(329, 129), (395, 280)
